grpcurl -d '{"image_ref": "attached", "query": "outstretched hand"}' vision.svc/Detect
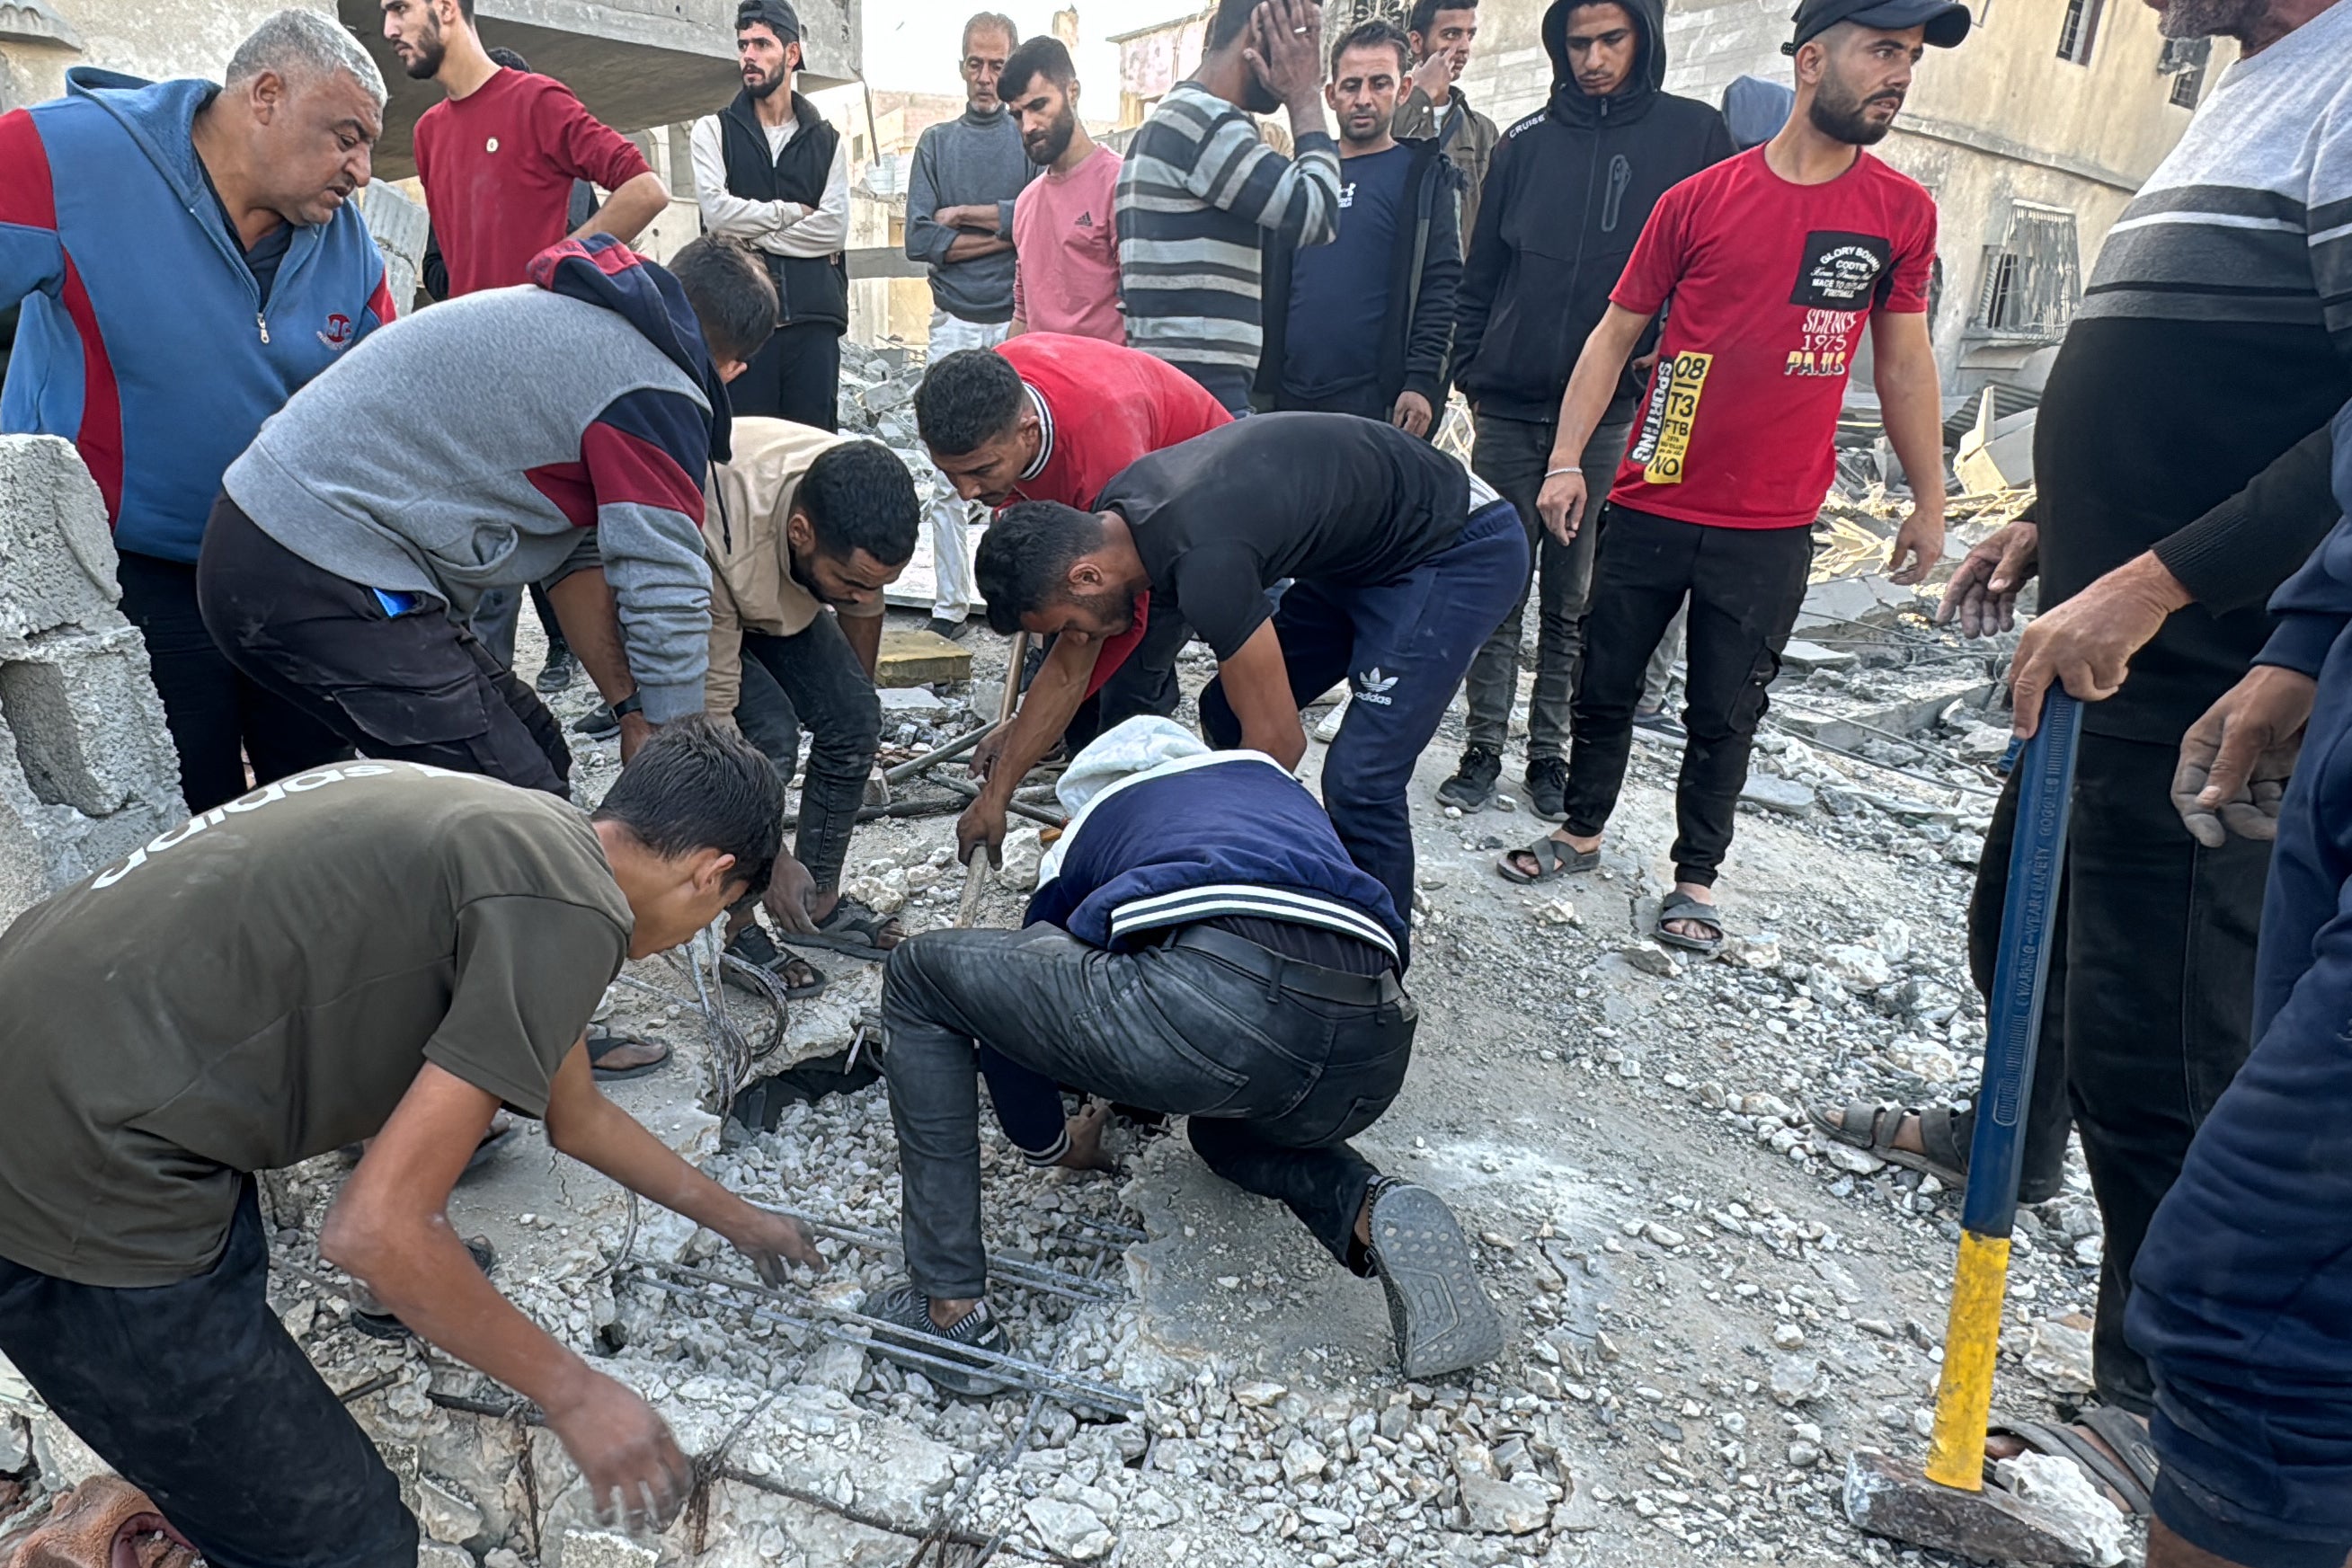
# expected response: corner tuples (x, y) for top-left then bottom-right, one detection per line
(1934, 521), (2038, 637)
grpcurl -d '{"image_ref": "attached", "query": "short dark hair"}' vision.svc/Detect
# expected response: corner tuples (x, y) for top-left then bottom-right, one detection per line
(1408, 0), (1477, 39)
(974, 501), (1104, 635)
(963, 11), (1018, 54)
(1333, 18), (1412, 75)
(1207, 0), (1258, 53)
(1000, 35), (1076, 101)
(799, 440), (920, 564)
(916, 348), (1025, 456)
(591, 716), (785, 896)
(669, 238), (777, 366)
(485, 44), (529, 70)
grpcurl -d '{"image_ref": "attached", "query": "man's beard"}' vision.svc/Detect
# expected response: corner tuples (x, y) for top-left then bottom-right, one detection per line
(745, 59), (787, 99)
(1806, 70), (1898, 146)
(403, 20), (446, 80)
(2154, 0), (2260, 38)
(1025, 109), (1076, 165)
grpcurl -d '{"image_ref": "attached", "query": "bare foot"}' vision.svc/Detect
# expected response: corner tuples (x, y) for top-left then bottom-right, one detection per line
(1055, 1100), (1121, 1174)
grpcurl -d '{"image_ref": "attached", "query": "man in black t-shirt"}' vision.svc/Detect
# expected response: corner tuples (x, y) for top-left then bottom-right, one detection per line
(973, 412), (1527, 939)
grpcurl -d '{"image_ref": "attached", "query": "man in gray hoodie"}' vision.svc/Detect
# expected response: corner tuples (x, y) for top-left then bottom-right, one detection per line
(905, 12), (1035, 634)
(199, 235), (774, 793)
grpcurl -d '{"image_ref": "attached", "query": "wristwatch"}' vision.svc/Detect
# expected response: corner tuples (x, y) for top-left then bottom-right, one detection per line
(610, 692), (645, 721)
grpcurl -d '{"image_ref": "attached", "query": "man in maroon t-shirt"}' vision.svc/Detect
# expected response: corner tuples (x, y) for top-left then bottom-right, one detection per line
(912, 333), (1230, 866)
(385, 0), (671, 296)
(1499, 0), (1964, 952)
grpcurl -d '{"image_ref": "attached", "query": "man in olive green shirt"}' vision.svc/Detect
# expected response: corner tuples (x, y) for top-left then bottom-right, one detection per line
(0, 721), (818, 1563)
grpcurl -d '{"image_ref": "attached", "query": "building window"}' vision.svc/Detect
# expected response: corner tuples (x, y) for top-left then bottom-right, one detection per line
(1972, 204), (2081, 342)
(2055, 0), (2103, 62)
(2160, 37), (2210, 106)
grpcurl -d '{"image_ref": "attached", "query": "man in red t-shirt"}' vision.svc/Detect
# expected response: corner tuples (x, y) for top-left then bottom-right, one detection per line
(386, 0), (672, 297)
(1499, 0), (1965, 951)
(913, 332), (1230, 864)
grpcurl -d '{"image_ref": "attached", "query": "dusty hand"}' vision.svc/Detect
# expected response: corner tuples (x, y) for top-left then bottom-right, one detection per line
(1885, 508), (1944, 588)
(2171, 665), (2312, 846)
(956, 796), (1008, 869)
(2008, 557), (2187, 737)
(761, 856), (821, 936)
(968, 726), (1009, 784)
(1410, 49), (1456, 100)
(724, 1206), (827, 1284)
(544, 1372), (694, 1534)
(1390, 390), (1433, 439)
(1246, 0), (1326, 109)
(1934, 521), (2038, 637)
(1535, 467), (1588, 547)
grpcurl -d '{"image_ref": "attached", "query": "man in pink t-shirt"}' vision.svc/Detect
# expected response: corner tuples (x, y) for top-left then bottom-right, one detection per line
(1001, 37), (1123, 344)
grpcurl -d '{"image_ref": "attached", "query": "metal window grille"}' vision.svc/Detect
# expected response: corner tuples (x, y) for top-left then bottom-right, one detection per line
(2159, 37), (2210, 106)
(1971, 205), (2081, 341)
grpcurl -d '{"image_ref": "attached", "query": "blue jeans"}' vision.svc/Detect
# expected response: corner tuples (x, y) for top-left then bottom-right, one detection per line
(1200, 501), (1529, 951)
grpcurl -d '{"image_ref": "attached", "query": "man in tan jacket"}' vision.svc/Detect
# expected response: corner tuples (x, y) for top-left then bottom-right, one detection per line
(706, 419), (920, 987)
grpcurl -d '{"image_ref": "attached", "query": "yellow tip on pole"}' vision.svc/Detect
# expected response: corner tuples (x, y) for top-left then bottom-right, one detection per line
(1924, 1230), (2012, 1490)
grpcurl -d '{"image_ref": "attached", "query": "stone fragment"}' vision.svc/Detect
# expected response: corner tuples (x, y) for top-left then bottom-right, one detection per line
(807, 1339), (869, 1393)
(1769, 1356), (1828, 1406)
(1994, 1452), (2127, 1566)
(554, 1528), (661, 1568)
(418, 1545), (475, 1568)
(1740, 773), (1818, 815)
(0, 1414), (27, 1474)
(996, 826), (1044, 890)
(1823, 944), (1894, 988)
(1231, 1381), (1289, 1408)
(1824, 1141), (1887, 1175)
(877, 686), (948, 717)
(0, 436), (121, 641)
(1281, 1436), (1328, 1484)
(1845, 1448), (2117, 1565)
(31, 1412), (107, 1489)
(1025, 1497), (1115, 1561)
(2024, 1313), (2097, 1395)
(415, 1477), (484, 1545)
(874, 627), (972, 687)
(1616, 941), (1680, 978)
(1458, 1471), (1551, 1536)
(1771, 1323), (1806, 1350)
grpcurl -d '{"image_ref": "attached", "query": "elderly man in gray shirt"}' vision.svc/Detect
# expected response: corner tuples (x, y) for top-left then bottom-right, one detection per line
(905, 11), (1035, 635)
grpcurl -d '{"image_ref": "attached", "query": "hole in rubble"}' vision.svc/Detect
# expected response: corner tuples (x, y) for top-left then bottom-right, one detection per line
(727, 1048), (884, 1132)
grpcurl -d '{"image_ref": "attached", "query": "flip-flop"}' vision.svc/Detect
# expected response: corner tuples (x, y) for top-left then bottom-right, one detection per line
(1496, 837), (1601, 884)
(1985, 1410), (2157, 1517)
(1655, 890), (1725, 955)
(784, 898), (904, 962)
(586, 1023), (672, 1082)
(1806, 1099), (1967, 1187)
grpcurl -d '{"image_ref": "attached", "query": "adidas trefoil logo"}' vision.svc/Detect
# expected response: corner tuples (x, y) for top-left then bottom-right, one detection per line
(1354, 667), (1398, 705)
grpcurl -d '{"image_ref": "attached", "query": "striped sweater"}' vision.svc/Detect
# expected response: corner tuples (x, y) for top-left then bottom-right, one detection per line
(1114, 83), (1342, 374)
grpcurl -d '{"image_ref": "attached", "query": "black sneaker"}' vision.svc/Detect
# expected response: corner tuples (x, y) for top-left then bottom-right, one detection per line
(926, 615), (971, 642)
(1365, 1181), (1505, 1380)
(1436, 746), (1502, 811)
(871, 1283), (1015, 1395)
(572, 702), (618, 740)
(536, 647), (579, 695)
(1523, 756), (1568, 821)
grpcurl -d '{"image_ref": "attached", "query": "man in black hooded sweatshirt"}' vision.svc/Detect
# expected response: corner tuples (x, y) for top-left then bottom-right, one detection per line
(1440, 0), (1733, 817)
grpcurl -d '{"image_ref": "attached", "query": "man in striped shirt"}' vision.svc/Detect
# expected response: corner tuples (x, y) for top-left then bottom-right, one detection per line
(1114, 0), (1342, 412)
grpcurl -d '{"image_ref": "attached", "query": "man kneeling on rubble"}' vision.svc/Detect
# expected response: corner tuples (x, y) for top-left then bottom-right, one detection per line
(0, 721), (823, 1561)
(872, 719), (1505, 1390)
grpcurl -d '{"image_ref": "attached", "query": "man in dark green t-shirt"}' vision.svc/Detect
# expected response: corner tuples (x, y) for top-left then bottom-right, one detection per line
(0, 720), (819, 1564)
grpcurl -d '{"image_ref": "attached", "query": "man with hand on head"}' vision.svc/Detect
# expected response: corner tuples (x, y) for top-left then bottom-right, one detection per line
(1003, 37), (1124, 343)
(0, 722), (822, 1562)
(703, 422), (921, 988)
(690, 0), (854, 429)
(0, 10), (392, 811)
(972, 412), (1526, 943)
(1501, 0), (1958, 958)
(1256, 19), (1461, 435)
(1391, 0), (1498, 239)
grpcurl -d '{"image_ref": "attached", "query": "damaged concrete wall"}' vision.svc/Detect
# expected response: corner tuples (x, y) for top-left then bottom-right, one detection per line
(0, 436), (187, 928)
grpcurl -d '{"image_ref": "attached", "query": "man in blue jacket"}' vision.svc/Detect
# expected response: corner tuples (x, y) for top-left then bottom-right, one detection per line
(2129, 397), (2352, 1568)
(871, 719), (1504, 1392)
(0, 10), (397, 811)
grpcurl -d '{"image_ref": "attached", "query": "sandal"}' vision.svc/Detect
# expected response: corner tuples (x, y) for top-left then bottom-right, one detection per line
(1806, 1100), (1966, 1187)
(1655, 890), (1724, 955)
(586, 1023), (671, 1082)
(724, 924), (828, 1000)
(1985, 1409), (2157, 1517)
(783, 897), (905, 961)
(1496, 836), (1602, 885)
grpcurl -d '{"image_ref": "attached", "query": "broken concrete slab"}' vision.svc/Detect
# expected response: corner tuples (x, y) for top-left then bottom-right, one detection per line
(1739, 773), (1818, 816)
(874, 626), (972, 687)
(0, 436), (122, 642)
(1778, 637), (1857, 672)
(0, 626), (183, 816)
(1843, 1448), (2115, 1564)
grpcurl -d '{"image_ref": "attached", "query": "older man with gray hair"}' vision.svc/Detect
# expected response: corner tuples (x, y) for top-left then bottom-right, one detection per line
(0, 9), (395, 812)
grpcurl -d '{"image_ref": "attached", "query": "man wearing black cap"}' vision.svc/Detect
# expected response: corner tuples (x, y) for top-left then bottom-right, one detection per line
(690, 0), (851, 428)
(1505, 0), (1963, 954)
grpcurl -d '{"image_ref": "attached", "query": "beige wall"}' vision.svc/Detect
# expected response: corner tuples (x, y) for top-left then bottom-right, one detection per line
(1, 0), (329, 108)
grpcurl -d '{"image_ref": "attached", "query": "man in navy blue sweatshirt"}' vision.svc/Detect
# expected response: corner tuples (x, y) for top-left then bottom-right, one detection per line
(872, 720), (1503, 1390)
(2126, 397), (2352, 1568)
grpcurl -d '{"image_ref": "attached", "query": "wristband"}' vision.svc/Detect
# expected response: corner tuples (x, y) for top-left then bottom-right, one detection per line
(1544, 466), (1582, 479)
(611, 692), (645, 721)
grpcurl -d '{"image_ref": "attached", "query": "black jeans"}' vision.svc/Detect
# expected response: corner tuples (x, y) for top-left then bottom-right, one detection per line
(0, 1186), (417, 1568)
(881, 923), (1416, 1298)
(1273, 383), (1389, 421)
(732, 321), (841, 430)
(1462, 415), (1631, 760)
(469, 580), (569, 671)
(1167, 361), (1255, 418)
(732, 614), (882, 893)
(114, 551), (349, 811)
(1562, 507), (1813, 886)
(1958, 731), (2265, 1413)
(196, 498), (572, 795)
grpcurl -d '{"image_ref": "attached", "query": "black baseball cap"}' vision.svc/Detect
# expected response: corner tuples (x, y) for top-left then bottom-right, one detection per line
(1783, 0), (1971, 51)
(737, 0), (801, 41)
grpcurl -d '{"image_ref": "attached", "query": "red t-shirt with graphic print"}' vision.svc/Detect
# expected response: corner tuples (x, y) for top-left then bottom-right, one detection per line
(1607, 146), (1937, 530)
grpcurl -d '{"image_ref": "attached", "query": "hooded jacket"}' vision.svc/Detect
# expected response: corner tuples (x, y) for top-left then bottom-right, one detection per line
(1451, 0), (1735, 424)
(224, 235), (723, 722)
(0, 68), (395, 563)
(1253, 135), (1462, 416)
